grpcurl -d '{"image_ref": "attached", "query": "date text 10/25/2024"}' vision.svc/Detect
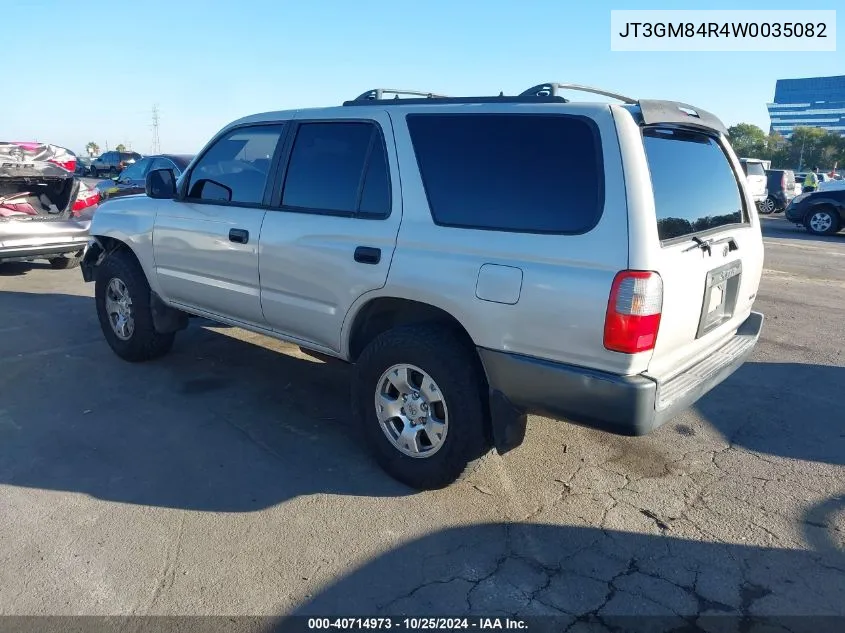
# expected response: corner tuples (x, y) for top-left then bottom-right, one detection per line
(306, 618), (528, 630)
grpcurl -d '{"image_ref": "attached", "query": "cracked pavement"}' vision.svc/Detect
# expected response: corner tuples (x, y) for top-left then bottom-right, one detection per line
(0, 216), (843, 625)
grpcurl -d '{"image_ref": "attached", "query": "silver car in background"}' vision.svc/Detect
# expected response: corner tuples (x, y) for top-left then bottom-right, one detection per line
(0, 141), (94, 269)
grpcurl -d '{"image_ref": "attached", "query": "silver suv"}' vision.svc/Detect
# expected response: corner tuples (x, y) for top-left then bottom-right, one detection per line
(81, 83), (765, 490)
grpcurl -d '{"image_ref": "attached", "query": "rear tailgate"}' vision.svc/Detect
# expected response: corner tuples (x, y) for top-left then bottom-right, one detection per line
(638, 126), (764, 382)
(742, 161), (767, 198)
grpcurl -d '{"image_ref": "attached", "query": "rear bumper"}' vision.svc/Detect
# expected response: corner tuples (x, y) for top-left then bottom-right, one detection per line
(480, 311), (764, 436)
(0, 219), (90, 261)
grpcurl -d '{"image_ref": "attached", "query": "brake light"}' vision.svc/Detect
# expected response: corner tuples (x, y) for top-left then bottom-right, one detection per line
(781, 173), (786, 190)
(604, 271), (663, 354)
(49, 158), (76, 172)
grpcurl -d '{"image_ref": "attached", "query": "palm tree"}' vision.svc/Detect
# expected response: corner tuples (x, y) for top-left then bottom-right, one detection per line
(115, 143), (126, 152)
(85, 141), (100, 157)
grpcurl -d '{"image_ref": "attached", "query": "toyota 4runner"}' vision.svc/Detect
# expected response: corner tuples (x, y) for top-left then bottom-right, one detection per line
(81, 83), (765, 489)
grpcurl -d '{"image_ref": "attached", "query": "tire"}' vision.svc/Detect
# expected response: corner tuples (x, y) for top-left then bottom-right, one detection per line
(804, 207), (840, 236)
(49, 252), (82, 269)
(353, 324), (491, 490)
(759, 196), (777, 215)
(94, 250), (175, 362)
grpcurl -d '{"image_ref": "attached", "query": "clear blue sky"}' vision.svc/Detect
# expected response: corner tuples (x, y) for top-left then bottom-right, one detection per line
(4, 0), (841, 155)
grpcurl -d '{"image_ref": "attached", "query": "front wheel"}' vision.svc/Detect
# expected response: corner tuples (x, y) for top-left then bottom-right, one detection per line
(94, 251), (175, 361)
(805, 207), (840, 236)
(353, 325), (491, 490)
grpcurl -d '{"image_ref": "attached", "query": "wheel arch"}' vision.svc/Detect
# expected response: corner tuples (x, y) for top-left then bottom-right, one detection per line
(344, 295), (480, 364)
(343, 293), (529, 456)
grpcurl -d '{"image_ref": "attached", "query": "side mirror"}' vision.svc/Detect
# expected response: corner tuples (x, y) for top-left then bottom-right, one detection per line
(146, 168), (177, 199)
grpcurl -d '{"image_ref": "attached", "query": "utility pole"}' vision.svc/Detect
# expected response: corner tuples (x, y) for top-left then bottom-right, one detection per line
(798, 136), (806, 171)
(151, 104), (161, 154)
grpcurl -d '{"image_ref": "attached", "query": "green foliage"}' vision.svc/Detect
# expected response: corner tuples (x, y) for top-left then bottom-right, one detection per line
(727, 124), (845, 170)
(85, 141), (100, 156)
(115, 144), (127, 152)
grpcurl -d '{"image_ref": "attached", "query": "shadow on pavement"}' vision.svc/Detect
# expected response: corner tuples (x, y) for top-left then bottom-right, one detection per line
(282, 509), (845, 627)
(695, 361), (845, 466)
(0, 291), (412, 513)
(0, 261), (49, 276)
(761, 216), (845, 244)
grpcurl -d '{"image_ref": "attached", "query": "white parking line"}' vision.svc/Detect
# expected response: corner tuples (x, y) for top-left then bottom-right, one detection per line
(763, 239), (845, 256)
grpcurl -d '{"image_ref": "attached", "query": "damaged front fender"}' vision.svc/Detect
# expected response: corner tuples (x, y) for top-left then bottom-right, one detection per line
(80, 238), (104, 283)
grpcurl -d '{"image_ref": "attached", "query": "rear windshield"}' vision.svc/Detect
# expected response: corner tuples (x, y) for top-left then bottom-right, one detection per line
(643, 127), (746, 242)
(744, 161), (765, 177)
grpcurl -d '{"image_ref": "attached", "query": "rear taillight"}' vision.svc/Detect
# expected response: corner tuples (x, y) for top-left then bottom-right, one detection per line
(604, 271), (663, 354)
(71, 188), (100, 216)
(49, 158), (76, 172)
(781, 174), (786, 190)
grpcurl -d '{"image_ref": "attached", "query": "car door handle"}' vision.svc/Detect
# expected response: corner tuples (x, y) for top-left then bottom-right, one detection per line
(229, 228), (249, 244)
(354, 246), (381, 265)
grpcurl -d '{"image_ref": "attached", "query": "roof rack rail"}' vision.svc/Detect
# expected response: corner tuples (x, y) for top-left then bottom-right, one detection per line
(520, 83), (637, 104)
(351, 89), (451, 102)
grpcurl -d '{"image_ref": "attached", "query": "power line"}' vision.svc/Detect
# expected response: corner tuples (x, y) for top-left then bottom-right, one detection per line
(151, 104), (161, 154)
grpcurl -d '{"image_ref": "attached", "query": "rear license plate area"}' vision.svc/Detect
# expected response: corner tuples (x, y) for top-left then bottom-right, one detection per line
(696, 260), (742, 339)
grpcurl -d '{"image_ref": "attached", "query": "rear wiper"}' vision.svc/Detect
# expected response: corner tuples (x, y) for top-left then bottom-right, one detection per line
(684, 236), (712, 254)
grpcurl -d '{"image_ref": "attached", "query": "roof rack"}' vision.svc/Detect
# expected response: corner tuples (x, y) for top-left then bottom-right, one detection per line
(343, 88), (569, 107)
(351, 89), (452, 102)
(520, 83), (637, 104)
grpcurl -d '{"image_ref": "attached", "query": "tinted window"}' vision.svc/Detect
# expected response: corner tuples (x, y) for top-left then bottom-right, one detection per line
(745, 162), (765, 177)
(119, 158), (150, 181)
(358, 135), (391, 217)
(407, 114), (603, 233)
(643, 128), (746, 242)
(187, 124), (283, 204)
(282, 122), (389, 216)
(151, 157), (181, 175)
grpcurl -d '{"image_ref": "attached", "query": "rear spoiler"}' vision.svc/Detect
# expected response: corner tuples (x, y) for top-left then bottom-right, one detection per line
(633, 100), (729, 136)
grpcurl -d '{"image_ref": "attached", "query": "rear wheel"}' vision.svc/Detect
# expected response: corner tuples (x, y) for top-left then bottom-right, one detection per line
(94, 251), (175, 361)
(760, 196), (776, 214)
(805, 207), (840, 235)
(49, 252), (83, 269)
(353, 325), (491, 490)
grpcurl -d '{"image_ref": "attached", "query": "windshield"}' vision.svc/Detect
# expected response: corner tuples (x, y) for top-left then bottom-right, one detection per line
(643, 127), (747, 242)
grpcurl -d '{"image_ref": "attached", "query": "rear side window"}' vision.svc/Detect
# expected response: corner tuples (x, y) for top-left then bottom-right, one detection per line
(281, 121), (391, 217)
(407, 114), (604, 233)
(643, 128), (746, 242)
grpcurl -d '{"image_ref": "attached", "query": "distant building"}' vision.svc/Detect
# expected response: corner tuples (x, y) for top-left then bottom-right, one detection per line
(767, 75), (845, 139)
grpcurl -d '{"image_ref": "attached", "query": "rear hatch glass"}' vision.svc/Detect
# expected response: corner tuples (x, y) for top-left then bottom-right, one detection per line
(641, 126), (762, 382)
(644, 128), (747, 242)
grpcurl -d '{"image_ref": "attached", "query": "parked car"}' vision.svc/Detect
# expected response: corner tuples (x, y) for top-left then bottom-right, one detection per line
(739, 158), (768, 208)
(75, 156), (94, 176)
(96, 154), (194, 201)
(761, 169), (796, 214)
(80, 84), (765, 489)
(90, 151), (142, 178)
(785, 187), (845, 235)
(1, 141), (93, 268)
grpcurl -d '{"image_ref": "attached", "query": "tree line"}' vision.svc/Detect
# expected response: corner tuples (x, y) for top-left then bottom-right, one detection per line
(727, 123), (844, 171)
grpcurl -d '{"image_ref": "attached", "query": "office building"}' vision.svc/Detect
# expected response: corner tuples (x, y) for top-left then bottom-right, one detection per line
(767, 75), (845, 138)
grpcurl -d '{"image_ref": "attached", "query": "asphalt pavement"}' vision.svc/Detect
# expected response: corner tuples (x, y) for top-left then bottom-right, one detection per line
(0, 215), (843, 624)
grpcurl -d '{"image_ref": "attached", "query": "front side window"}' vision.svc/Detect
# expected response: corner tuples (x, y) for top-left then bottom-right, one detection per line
(643, 127), (747, 242)
(281, 121), (390, 217)
(407, 114), (604, 233)
(187, 124), (284, 204)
